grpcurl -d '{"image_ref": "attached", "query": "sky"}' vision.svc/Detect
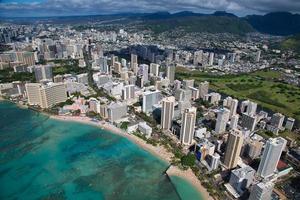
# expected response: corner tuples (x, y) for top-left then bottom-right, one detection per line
(0, 0), (300, 17)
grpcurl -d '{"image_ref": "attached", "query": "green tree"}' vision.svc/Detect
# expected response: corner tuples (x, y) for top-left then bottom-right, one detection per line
(181, 153), (196, 167)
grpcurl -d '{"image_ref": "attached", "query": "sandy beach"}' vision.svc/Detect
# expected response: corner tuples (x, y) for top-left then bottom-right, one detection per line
(50, 115), (214, 200)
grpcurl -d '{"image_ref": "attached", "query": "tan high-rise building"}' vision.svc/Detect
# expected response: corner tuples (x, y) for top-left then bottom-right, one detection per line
(224, 129), (244, 169)
(161, 96), (175, 130)
(180, 107), (197, 145)
(25, 83), (67, 109)
(131, 54), (138, 73)
(16, 51), (35, 66)
(199, 81), (209, 99)
(25, 83), (42, 105)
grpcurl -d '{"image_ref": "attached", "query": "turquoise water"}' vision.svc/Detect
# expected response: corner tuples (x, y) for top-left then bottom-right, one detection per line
(170, 176), (203, 200)
(0, 101), (203, 200)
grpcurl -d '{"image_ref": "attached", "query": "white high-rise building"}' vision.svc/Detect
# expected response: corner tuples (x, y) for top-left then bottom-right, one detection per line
(166, 65), (175, 84)
(241, 100), (257, 116)
(122, 85), (135, 100)
(142, 90), (161, 113)
(249, 181), (274, 200)
(149, 63), (160, 76)
(209, 52), (214, 66)
(257, 137), (287, 178)
(161, 96), (175, 130)
(285, 117), (295, 131)
(223, 96), (238, 117)
(215, 108), (230, 134)
(180, 107), (197, 145)
(230, 114), (239, 130)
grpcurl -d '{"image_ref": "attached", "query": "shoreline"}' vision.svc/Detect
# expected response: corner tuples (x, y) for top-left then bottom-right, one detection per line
(50, 115), (214, 200)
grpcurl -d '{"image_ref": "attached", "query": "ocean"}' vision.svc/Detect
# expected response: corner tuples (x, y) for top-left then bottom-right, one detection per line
(0, 101), (203, 200)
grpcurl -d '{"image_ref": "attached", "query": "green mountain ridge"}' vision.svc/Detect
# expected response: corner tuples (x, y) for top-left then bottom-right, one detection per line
(281, 34), (300, 53)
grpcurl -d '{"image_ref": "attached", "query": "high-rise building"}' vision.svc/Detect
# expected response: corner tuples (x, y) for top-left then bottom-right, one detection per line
(230, 114), (239, 130)
(204, 92), (221, 105)
(122, 85), (135, 100)
(142, 90), (161, 113)
(183, 79), (194, 89)
(285, 117), (295, 131)
(166, 65), (175, 84)
(149, 63), (159, 76)
(224, 129), (244, 169)
(34, 65), (53, 82)
(89, 98), (100, 113)
(240, 100), (257, 116)
(199, 81), (209, 99)
(241, 113), (257, 132)
(138, 64), (149, 83)
(270, 113), (285, 129)
(223, 96), (238, 117)
(249, 181), (274, 200)
(229, 165), (255, 194)
(16, 51), (35, 66)
(193, 50), (203, 65)
(107, 102), (127, 122)
(25, 83), (67, 109)
(246, 140), (263, 160)
(257, 137), (287, 178)
(215, 108), (230, 134)
(131, 54), (138, 72)
(208, 52), (214, 66)
(189, 87), (199, 100)
(207, 153), (220, 171)
(180, 107), (197, 145)
(161, 96), (175, 130)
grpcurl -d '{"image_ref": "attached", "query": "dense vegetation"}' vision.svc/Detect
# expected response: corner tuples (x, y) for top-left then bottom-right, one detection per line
(143, 15), (254, 34)
(281, 34), (300, 54)
(0, 68), (35, 83)
(52, 59), (86, 75)
(245, 12), (300, 35)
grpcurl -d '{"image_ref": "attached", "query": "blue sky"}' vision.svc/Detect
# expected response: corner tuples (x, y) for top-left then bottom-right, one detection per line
(0, 0), (299, 17)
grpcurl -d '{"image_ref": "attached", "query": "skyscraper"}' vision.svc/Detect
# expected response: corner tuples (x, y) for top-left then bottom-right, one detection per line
(224, 129), (244, 169)
(122, 85), (135, 100)
(142, 90), (161, 113)
(270, 113), (285, 129)
(240, 100), (257, 116)
(230, 114), (239, 130)
(161, 96), (175, 130)
(241, 113), (257, 132)
(34, 65), (53, 82)
(25, 82), (67, 109)
(166, 65), (175, 84)
(223, 96), (238, 117)
(215, 108), (230, 134)
(180, 107), (197, 145)
(199, 81), (209, 99)
(131, 54), (138, 72)
(149, 63), (159, 76)
(249, 181), (274, 200)
(285, 117), (295, 131)
(257, 137), (287, 178)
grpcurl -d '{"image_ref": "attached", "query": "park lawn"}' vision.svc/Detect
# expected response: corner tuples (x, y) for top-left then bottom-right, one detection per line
(175, 68), (300, 123)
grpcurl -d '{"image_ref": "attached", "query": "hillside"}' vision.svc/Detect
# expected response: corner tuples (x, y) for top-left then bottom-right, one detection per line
(245, 12), (300, 36)
(281, 34), (300, 53)
(141, 15), (254, 34)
